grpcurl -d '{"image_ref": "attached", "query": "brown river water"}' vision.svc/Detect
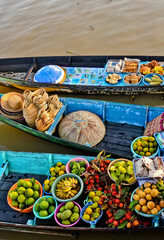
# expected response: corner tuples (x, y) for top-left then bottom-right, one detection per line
(0, 0), (164, 239)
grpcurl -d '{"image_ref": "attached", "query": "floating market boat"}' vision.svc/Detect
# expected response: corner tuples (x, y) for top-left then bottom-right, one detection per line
(0, 56), (164, 95)
(0, 150), (163, 236)
(0, 94), (164, 159)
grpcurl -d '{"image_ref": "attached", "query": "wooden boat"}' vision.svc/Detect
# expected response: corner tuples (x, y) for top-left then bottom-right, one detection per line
(0, 56), (164, 95)
(0, 95), (163, 159)
(0, 150), (163, 236)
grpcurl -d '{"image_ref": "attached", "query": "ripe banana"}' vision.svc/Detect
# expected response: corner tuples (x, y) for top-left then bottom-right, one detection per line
(55, 177), (79, 199)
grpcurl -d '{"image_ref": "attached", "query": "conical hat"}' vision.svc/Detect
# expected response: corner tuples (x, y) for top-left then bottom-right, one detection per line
(58, 111), (106, 147)
(1, 92), (23, 113)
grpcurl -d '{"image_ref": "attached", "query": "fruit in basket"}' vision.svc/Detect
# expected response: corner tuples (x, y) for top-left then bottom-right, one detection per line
(69, 160), (87, 176)
(57, 201), (80, 225)
(109, 160), (135, 184)
(132, 181), (164, 215)
(43, 176), (59, 194)
(35, 197), (56, 217)
(50, 162), (66, 178)
(133, 136), (158, 156)
(83, 205), (102, 221)
(8, 178), (41, 211)
(55, 177), (80, 199)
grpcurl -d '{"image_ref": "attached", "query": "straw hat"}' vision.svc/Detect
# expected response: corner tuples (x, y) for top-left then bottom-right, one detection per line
(58, 111), (106, 147)
(1, 92), (23, 113)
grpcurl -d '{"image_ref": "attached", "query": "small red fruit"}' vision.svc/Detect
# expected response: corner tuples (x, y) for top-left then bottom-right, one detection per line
(108, 200), (113, 206)
(97, 187), (102, 191)
(107, 212), (112, 218)
(100, 167), (105, 171)
(87, 185), (91, 190)
(112, 191), (117, 196)
(115, 199), (120, 204)
(95, 175), (99, 179)
(112, 184), (116, 191)
(90, 179), (94, 184)
(119, 219), (123, 224)
(125, 214), (131, 220)
(85, 180), (89, 185)
(104, 190), (108, 194)
(108, 218), (114, 224)
(119, 203), (123, 208)
(113, 220), (119, 227)
(108, 189), (111, 194)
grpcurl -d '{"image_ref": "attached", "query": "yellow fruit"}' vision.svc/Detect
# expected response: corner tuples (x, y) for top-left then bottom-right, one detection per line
(148, 137), (155, 142)
(144, 188), (151, 194)
(50, 167), (55, 172)
(138, 190), (146, 198)
(150, 189), (159, 197)
(44, 179), (50, 185)
(143, 148), (148, 153)
(142, 137), (149, 141)
(57, 162), (63, 167)
(85, 207), (92, 215)
(135, 204), (141, 211)
(137, 141), (142, 146)
(151, 185), (157, 189)
(136, 188), (140, 194)
(160, 200), (164, 208)
(88, 191), (96, 199)
(133, 194), (140, 201)
(93, 196), (100, 202)
(146, 152), (151, 156)
(61, 165), (66, 171)
(156, 205), (161, 211)
(146, 194), (152, 201)
(151, 208), (158, 215)
(55, 167), (60, 173)
(147, 201), (155, 210)
(144, 182), (151, 188)
(142, 205), (148, 213)
(139, 198), (146, 206)
(137, 146), (143, 152)
(59, 170), (65, 176)
(83, 214), (90, 221)
(142, 141), (148, 147)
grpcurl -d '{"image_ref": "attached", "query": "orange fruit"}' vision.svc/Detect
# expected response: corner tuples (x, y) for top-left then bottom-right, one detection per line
(147, 201), (155, 210)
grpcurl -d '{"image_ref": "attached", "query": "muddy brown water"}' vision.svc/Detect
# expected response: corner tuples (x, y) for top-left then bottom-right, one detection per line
(0, 0), (164, 239)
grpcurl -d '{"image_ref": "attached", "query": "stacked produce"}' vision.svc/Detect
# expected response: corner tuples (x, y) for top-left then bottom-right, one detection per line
(50, 162), (66, 178)
(139, 60), (164, 75)
(34, 196), (56, 217)
(132, 180), (164, 215)
(56, 201), (80, 225)
(144, 74), (163, 85)
(85, 190), (108, 210)
(132, 136), (158, 157)
(82, 203), (102, 221)
(8, 178), (41, 210)
(124, 74), (141, 84)
(68, 160), (87, 176)
(55, 176), (80, 200)
(106, 73), (121, 84)
(108, 160), (136, 184)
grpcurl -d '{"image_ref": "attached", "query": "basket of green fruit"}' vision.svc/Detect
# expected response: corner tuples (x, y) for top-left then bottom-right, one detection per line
(131, 136), (159, 158)
(107, 159), (136, 185)
(66, 157), (89, 176)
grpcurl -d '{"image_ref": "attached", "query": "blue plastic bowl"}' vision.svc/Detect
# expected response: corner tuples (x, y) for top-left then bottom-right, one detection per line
(80, 201), (103, 228)
(33, 195), (58, 219)
(51, 174), (84, 202)
(123, 73), (142, 86)
(131, 136), (159, 158)
(131, 187), (164, 218)
(143, 73), (164, 86)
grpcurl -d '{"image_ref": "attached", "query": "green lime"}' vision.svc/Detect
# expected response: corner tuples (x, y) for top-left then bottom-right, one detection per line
(40, 200), (49, 210)
(19, 203), (25, 209)
(33, 183), (40, 191)
(48, 205), (55, 214)
(33, 191), (40, 199)
(18, 187), (26, 195)
(26, 188), (34, 197)
(23, 181), (32, 189)
(149, 148), (154, 153)
(11, 200), (18, 207)
(39, 210), (48, 217)
(61, 165), (66, 171)
(43, 184), (50, 192)
(10, 191), (18, 200)
(50, 177), (56, 182)
(47, 197), (55, 205)
(34, 202), (40, 212)
(18, 194), (26, 204)
(153, 142), (158, 147)
(143, 148), (148, 153)
(17, 179), (24, 187)
(27, 197), (35, 206)
(29, 177), (36, 184)
(55, 166), (60, 173)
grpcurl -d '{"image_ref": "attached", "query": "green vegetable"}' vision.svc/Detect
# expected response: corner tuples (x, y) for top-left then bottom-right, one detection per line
(118, 221), (128, 229)
(115, 209), (126, 220)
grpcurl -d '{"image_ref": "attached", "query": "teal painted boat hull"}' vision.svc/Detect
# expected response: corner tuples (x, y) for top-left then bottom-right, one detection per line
(0, 95), (164, 159)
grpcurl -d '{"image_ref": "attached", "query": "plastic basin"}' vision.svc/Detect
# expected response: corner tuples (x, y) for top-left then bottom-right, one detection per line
(7, 179), (43, 213)
(143, 73), (164, 86)
(123, 73), (142, 86)
(131, 136), (159, 158)
(51, 173), (84, 202)
(80, 201), (103, 228)
(131, 187), (164, 218)
(33, 195), (58, 219)
(54, 201), (81, 227)
(66, 157), (89, 176)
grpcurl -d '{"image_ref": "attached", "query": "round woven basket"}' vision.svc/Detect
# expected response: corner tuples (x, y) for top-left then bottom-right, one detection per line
(107, 158), (137, 186)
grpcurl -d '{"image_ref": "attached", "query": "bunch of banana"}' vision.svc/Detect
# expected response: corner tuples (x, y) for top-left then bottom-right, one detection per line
(56, 177), (80, 199)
